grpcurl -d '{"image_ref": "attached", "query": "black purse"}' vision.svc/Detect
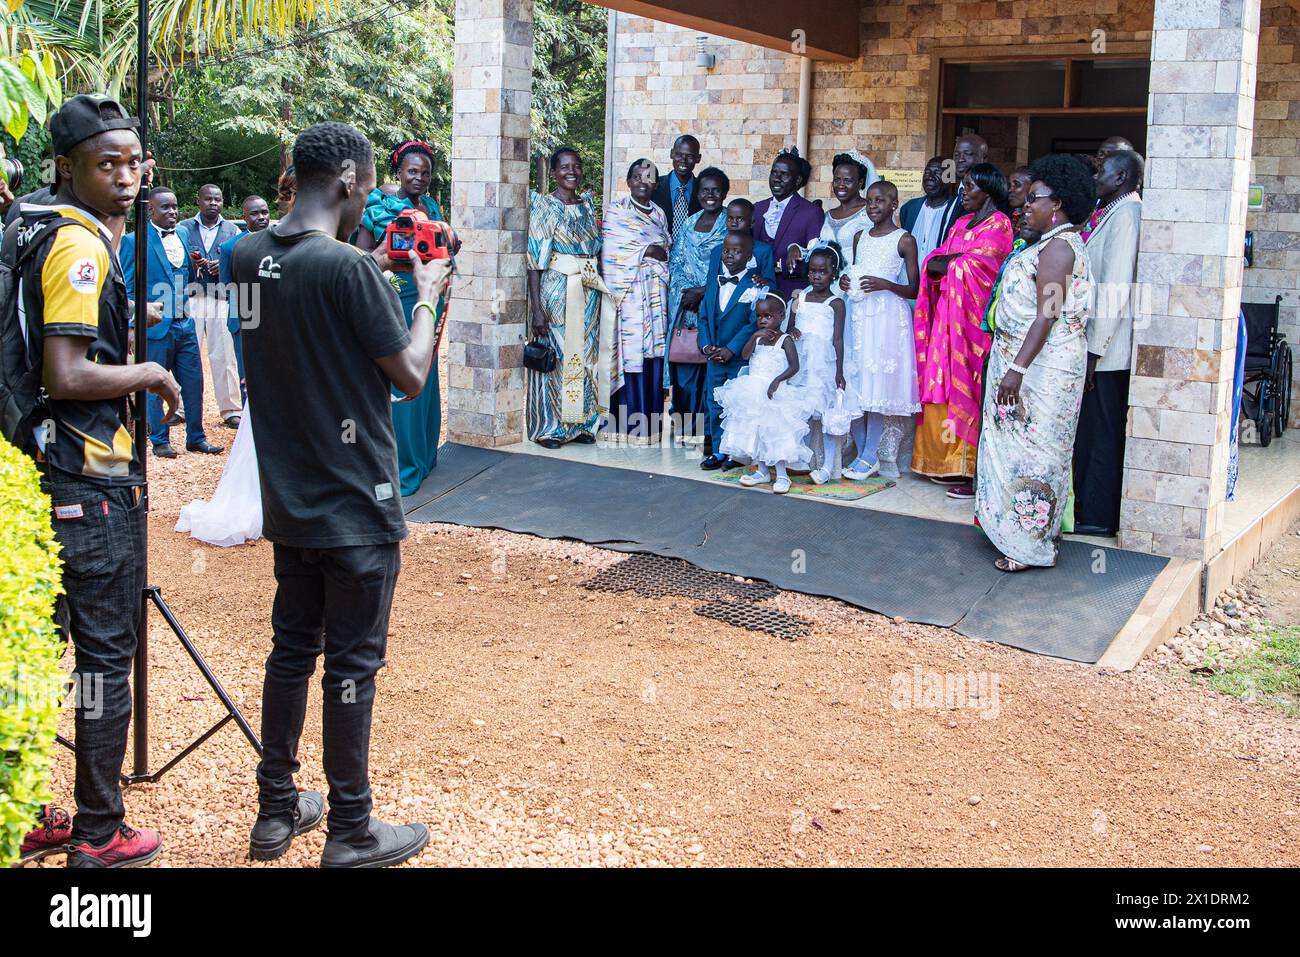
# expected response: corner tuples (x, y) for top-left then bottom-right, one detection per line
(523, 338), (557, 373)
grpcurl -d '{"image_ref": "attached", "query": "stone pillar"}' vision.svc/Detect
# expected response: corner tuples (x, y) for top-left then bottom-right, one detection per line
(447, 0), (533, 447)
(1120, 0), (1261, 560)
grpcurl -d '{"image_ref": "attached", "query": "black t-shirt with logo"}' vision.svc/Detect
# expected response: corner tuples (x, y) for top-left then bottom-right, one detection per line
(232, 226), (411, 548)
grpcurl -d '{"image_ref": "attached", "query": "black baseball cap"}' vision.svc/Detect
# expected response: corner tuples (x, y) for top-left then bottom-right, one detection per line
(50, 94), (139, 156)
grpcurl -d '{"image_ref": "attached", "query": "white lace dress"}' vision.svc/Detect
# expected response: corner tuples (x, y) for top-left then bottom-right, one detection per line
(715, 334), (817, 468)
(843, 228), (921, 416)
(790, 289), (850, 424)
(176, 404), (262, 547)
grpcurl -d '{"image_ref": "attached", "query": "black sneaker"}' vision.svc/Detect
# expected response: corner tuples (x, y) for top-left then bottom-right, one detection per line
(248, 790), (325, 862)
(320, 819), (429, 869)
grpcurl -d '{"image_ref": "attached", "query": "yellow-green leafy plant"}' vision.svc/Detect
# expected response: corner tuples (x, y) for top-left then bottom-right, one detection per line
(0, 434), (64, 866)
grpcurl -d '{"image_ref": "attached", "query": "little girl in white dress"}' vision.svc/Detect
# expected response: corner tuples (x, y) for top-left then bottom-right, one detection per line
(716, 294), (816, 494)
(839, 181), (921, 479)
(788, 244), (854, 484)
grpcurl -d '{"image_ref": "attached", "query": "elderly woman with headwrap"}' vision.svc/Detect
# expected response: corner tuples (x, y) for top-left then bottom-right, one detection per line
(355, 140), (448, 495)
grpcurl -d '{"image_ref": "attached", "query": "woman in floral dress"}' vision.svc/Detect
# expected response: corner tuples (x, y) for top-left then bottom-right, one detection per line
(975, 155), (1096, 571)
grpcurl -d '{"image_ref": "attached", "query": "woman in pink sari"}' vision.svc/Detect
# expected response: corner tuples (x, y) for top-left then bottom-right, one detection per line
(911, 164), (1015, 499)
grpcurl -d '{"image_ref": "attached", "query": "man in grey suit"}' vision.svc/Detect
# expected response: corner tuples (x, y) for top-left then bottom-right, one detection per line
(1074, 149), (1144, 535)
(177, 183), (243, 427)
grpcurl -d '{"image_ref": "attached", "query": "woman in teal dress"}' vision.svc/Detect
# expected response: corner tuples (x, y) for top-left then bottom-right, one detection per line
(356, 140), (446, 495)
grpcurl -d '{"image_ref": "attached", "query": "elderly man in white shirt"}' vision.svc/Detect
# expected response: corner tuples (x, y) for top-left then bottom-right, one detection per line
(1073, 149), (1144, 536)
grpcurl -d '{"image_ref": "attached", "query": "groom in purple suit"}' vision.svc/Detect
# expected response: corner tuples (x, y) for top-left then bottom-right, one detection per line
(752, 147), (825, 300)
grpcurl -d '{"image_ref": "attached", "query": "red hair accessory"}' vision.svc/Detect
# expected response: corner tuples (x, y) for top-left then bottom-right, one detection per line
(392, 140), (434, 170)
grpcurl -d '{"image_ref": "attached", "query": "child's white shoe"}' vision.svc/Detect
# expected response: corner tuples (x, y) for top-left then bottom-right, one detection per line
(842, 459), (879, 481)
(772, 476), (791, 494)
(809, 468), (832, 485)
(739, 468), (772, 487)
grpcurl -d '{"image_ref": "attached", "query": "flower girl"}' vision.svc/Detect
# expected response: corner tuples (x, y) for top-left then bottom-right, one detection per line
(715, 294), (816, 494)
(787, 244), (853, 484)
(838, 180), (920, 479)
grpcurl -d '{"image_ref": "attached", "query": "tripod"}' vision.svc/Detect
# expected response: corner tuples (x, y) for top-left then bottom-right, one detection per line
(56, 0), (261, 784)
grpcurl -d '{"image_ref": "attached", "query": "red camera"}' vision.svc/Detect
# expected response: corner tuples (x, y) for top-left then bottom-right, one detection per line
(385, 208), (459, 263)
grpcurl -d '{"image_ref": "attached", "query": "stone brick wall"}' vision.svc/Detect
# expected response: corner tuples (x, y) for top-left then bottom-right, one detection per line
(606, 0), (1152, 203)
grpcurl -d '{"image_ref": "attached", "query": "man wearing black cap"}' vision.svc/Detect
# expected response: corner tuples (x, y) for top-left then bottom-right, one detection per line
(17, 94), (179, 868)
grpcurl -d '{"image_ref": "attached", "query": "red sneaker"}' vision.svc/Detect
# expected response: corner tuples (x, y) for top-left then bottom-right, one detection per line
(66, 823), (162, 868)
(19, 805), (72, 864)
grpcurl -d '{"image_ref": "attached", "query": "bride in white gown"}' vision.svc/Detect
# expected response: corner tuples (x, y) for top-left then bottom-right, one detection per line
(176, 405), (262, 546)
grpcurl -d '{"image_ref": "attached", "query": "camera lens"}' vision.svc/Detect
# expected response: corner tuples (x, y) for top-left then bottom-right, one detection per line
(1, 158), (23, 193)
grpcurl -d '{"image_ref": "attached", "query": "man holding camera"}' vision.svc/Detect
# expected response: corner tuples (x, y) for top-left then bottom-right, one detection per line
(233, 122), (451, 867)
(19, 94), (179, 867)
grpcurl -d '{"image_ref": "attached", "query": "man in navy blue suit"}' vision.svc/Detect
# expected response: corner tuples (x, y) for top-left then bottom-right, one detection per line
(217, 194), (272, 403)
(121, 187), (221, 457)
(698, 231), (766, 470)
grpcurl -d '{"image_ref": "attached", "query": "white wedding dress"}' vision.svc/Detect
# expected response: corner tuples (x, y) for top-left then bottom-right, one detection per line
(176, 404), (262, 546)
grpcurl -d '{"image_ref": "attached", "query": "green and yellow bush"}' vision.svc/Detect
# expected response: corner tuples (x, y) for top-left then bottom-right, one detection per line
(0, 434), (63, 866)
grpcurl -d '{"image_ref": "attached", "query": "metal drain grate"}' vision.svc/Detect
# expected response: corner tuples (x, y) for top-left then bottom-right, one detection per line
(582, 552), (778, 601)
(693, 599), (811, 641)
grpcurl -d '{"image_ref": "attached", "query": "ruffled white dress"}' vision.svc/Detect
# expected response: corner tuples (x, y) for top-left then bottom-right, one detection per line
(844, 228), (921, 416)
(790, 289), (851, 425)
(176, 404), (262, 547)
(716, 334), (816, 468)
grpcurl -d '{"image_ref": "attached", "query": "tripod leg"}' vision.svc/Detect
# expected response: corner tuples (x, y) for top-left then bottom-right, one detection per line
(148, 587), (263, 755)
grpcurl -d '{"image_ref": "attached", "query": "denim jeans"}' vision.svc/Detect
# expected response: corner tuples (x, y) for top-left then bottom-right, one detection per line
(43, 468), (146, 845)
(256, 542), (400, 841)
(145, 320), (207, 447)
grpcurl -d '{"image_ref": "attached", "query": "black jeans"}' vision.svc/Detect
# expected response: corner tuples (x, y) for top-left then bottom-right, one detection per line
(43, 469), (146, 845)
(256, 542), (400, 841)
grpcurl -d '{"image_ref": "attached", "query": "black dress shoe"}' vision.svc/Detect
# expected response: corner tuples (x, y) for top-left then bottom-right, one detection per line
(320, 819), (429, 869)
(164, 412), (185, 426)
(222, 415), (241, 429)
(1073, 523), (1116, 537)
(572, 433), (597, 444)
(700, 453), (727, 471)
(535, 438), (562, 450)
(248, 790), (325, 862)
(186, 441), (224, 454)
(720, 458), (746, 471)
(153, 444), (178, 459)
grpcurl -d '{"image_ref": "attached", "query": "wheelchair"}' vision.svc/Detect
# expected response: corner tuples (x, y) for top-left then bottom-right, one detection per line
(1240, 295), (1293, 447)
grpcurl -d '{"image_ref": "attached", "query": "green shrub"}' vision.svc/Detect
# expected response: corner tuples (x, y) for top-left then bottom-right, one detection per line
(0, 435), (64, 866)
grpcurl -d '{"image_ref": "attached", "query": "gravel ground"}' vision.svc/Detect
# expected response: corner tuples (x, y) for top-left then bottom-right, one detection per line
(34, 360), (1300, 868)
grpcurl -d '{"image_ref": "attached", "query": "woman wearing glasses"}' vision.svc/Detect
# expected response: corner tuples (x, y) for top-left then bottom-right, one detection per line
(975, 154), (1096, 572)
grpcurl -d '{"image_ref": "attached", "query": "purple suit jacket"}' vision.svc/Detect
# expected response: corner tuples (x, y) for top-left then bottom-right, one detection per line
(752, 193), (824, 299)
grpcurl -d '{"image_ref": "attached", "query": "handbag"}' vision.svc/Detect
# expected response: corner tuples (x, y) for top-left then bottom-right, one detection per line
(522, 338), (557, 373)
(668, 325), (706, 364)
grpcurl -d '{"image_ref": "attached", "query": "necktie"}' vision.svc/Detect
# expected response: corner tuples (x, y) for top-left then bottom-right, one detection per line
(672, 179), (689, 243)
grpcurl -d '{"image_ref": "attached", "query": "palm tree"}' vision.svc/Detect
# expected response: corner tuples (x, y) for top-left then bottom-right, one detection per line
(0, 0), (331, 140)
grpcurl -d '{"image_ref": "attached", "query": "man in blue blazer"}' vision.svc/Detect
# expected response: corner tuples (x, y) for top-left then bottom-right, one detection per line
(121, 186), (221, 457)
(217, 194), (272, 404)
(698, 231), (765, 470)
(178, 183), (243, 428)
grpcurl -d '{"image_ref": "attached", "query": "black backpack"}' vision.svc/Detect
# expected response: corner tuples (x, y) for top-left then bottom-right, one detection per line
(0, 210), (83, 452)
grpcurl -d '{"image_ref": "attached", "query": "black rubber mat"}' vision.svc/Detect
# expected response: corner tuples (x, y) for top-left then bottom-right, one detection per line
(401, 443), (506, 514)
(957, 539), (1168, 662)
(408, 445), (1168, 661)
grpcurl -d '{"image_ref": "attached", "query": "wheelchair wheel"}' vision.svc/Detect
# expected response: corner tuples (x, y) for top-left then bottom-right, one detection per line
(1257, 377), (1275, 447)
(1277, 343), (1293, 435)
